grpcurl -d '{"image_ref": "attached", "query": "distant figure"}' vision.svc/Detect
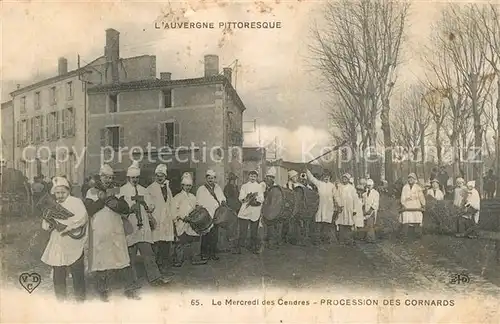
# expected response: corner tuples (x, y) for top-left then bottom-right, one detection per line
(223, 172), (241, 214)
(31, 176), (47, 205)
(483, 169), (497, 199)
(437, 166), (449, 192)
(430, 167), (438, 181)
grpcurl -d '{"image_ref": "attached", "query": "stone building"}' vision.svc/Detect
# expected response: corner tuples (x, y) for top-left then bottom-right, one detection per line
(9, 28), (156, 190)
(86, 54), (246, 192)
(1, 100), (14, 167)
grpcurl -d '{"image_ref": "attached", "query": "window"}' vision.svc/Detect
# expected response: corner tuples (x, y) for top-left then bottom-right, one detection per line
(100, 126), (124, 152)
(50, 87), (57, 105)
(46, 112), (58, 141)
(108, 94), (118, 113)
(21, 119), (29, 145)
(158, 121), (179, 148)
(48, 157), (56, 178)
(33, 116), (43, 143)
(20, 96), (26, 113)
(62, 108), (75, 137)
(34, 92), (41, 110)
(66, 81), (73, 99)
(163, 90), (172, 108)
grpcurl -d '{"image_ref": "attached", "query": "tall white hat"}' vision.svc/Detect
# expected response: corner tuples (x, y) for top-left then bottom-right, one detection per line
(155, 164), (167, 175)
(99, 164), (114, 176)
(127, 160), (141, 177)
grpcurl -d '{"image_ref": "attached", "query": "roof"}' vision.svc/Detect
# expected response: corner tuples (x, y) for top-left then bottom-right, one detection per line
(9, 56), (105, 97)
(242, 147), (266, 161)
(87, 74), (247, 112)
(267, 159), (323, 175)
(1, 101), (12, 109)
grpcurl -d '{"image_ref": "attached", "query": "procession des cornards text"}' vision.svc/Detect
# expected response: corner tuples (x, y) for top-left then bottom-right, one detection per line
(206, 298), (455, 307)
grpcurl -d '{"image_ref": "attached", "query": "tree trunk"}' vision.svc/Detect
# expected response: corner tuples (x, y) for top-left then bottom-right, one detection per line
(451, 135), (460, 182)
(381, 99), (393, 184)
(436, 122), (443, 165)
(420, 129), (426, 180)
(496, 77), (500, 198)
(471, 73), (483, 197)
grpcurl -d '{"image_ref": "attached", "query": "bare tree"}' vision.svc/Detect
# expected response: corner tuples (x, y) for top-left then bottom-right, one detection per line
(421, 88), (448, 166)
(310, 0), (409, 185)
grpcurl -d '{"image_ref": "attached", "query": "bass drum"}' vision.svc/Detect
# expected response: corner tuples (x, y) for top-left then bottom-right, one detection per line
(185, 206), (213, 235)
(261, 186), (296, 224)
(293, 186), (320, 220)
(213, 204), (237, 229)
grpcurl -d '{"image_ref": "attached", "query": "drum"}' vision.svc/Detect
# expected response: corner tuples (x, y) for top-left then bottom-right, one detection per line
(213, 205), (237, 228)
(185, 206), (213, 235)
(293, 186), (320, 220)
(261, 186), (296, 224)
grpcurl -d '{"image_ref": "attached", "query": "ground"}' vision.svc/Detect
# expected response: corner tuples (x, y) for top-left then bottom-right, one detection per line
(1, 196), (500, 302)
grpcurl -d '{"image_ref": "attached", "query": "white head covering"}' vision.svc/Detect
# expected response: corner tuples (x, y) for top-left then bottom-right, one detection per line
(467, 180), (475, 189)
(456, 177), (465, 185)
(359, 178), (367, 186)
(366, 179), (374, 186)
(181, 172), (193, 185)
(206, 169), (216, 177)
(99, 164), (114, 176)
(266, 167), (277, 177)
(288, 170), (298, 178)
(155, 164), (167, 175)
(342, 173), (351, 180)
(127, 160), (141, 177)
(408, 173), (417, 180)
(51, 176), (70, 194)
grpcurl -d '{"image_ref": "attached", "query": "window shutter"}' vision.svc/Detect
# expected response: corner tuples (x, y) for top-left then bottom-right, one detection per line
(119, 126), (125, 148)
(100, 128), (107, 147)
(157, 123), (165, 146)
(29, 118), (34, 144)
(55, 111), (60, 139)
(61, 109), (67, 138)
(173, 121), (180, 148)
(45, 115), (50, 140)
(70, 109), (75, 136)
(16, 121), (21, 146)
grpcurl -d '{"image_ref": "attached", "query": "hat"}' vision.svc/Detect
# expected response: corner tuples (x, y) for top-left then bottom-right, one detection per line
(181, 172), (193, 185)
(155, 164), (167, 175)
(456, 177), (465, 184)
(288, 170), (298, 178)
(206, 169), (216, 177)
(249, 170), (259, 176)
(342, 173), (351, 180)
(408, 173), (417, 180)
(99, 164), (114, 176)
(467, 180), (475, 188)
(266, 167), (277, 177)
(356, 185), (365, 191)
(366, 179), (374, 186)
(127, 161), (140, 177)
(50, 176), (70, 194)
(359, 178), (367, 186)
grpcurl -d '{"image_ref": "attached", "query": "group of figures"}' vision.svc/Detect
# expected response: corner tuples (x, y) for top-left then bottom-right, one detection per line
(37, 161), (482, 303)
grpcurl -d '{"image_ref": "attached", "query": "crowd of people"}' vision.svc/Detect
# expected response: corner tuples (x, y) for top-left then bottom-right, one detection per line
(37, 161), (487, 303)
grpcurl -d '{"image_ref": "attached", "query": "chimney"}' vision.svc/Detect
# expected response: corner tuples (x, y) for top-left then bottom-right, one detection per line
(160, 72), (171, 81)
(58, 57), (68, 76)
(204, 55), (219, 77)
(105, 28), (120, 82)
(223, 67), (232, 84)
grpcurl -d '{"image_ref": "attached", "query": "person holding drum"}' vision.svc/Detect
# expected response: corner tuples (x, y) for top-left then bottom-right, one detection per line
(147, 164), (175, 274)
(172, 173), (208, 266)
(196, 169), (227, 261)
(120, 161), (173, 286)
(335, 173), (358, 245)
(305, 169), (337, 245)
(235, 170), (265, 254)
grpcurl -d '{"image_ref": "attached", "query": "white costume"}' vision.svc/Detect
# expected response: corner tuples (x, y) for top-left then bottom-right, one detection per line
(400, 174), (426, 224)
(41, 178), (88, 267)
(464, 181), (480, 224)
(305, 169), (336, 223)
(336, 174), (358, 226)
(453, 178), (467, 208)
(172, 174), (199, 237)
(362, 183), (380, 222)
(238, 179), (265, 222)
(196, 170), (226, 218)
(147, 164), (174, 242)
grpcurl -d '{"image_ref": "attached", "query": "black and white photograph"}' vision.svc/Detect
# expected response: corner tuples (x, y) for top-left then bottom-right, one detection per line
(1, 0), (499, 322)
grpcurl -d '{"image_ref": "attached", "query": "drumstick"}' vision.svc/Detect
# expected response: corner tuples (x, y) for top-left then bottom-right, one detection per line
(305, 140), (348, 165)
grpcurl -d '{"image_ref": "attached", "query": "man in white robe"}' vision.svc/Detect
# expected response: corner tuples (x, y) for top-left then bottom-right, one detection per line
(41, 177), (88, 302)
(120, 161), (172, 285)
(196, 169), (227, 261)
(400, 173), (426, 239)
(336, 173), (358, 245)
(85, 165), (141, 301)
(306, 169), (337, 244)
(453, 178), (467, 208)
(172, 173), (207, 266)
(235, 170), (265, 254)
(147, 164), (174, 273)
(353, 184), (365, 240)
(456, 180), (480, 239)
(362, 179), (379, 243)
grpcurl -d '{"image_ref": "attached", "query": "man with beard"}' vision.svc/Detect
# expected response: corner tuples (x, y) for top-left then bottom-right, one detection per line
(196, 169), (227, 261)
(120, 161), (173, 286)
(84, 164), (140, 301)
(147, 164), (174, 274)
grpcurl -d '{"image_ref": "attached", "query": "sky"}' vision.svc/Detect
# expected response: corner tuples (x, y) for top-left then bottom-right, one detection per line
(1, 0), (443, 162)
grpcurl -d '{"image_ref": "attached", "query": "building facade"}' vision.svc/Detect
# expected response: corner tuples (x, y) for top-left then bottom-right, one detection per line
(86, 55), (246, 191)
(9, 28), (156, 190)
(1, 100), (14, 167)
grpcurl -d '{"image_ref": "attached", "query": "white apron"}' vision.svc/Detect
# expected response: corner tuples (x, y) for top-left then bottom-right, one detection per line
(147, 181), (174, 242)
(400, 184), (426, 224)
(172, 191), (199, 237)
(336, 184), (357, 226)
(120, 182), (154, 246)
(464, 189), (480, 224)
(41, 196), (88, 267)
(306, 170), (335, 223)
(362, 189), (380, 222)
(86, 190), (130, 272)
(238, 181), (264, 222)
(354, 195), (364, 228)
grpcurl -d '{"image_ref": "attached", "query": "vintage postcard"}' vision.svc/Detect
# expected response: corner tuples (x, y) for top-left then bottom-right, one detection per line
(1, 0), (499, 323)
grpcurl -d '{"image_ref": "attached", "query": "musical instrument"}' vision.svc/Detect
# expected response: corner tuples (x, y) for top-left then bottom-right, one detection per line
(184, 206), (213, 235)
(130, 186), (147, 228)
(293, 185), (319, 220)
(245, 192), (261, 207)
(35, 193), (86, 239)
(261, 186), (296, 224)
(213, 204), (237, 228)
